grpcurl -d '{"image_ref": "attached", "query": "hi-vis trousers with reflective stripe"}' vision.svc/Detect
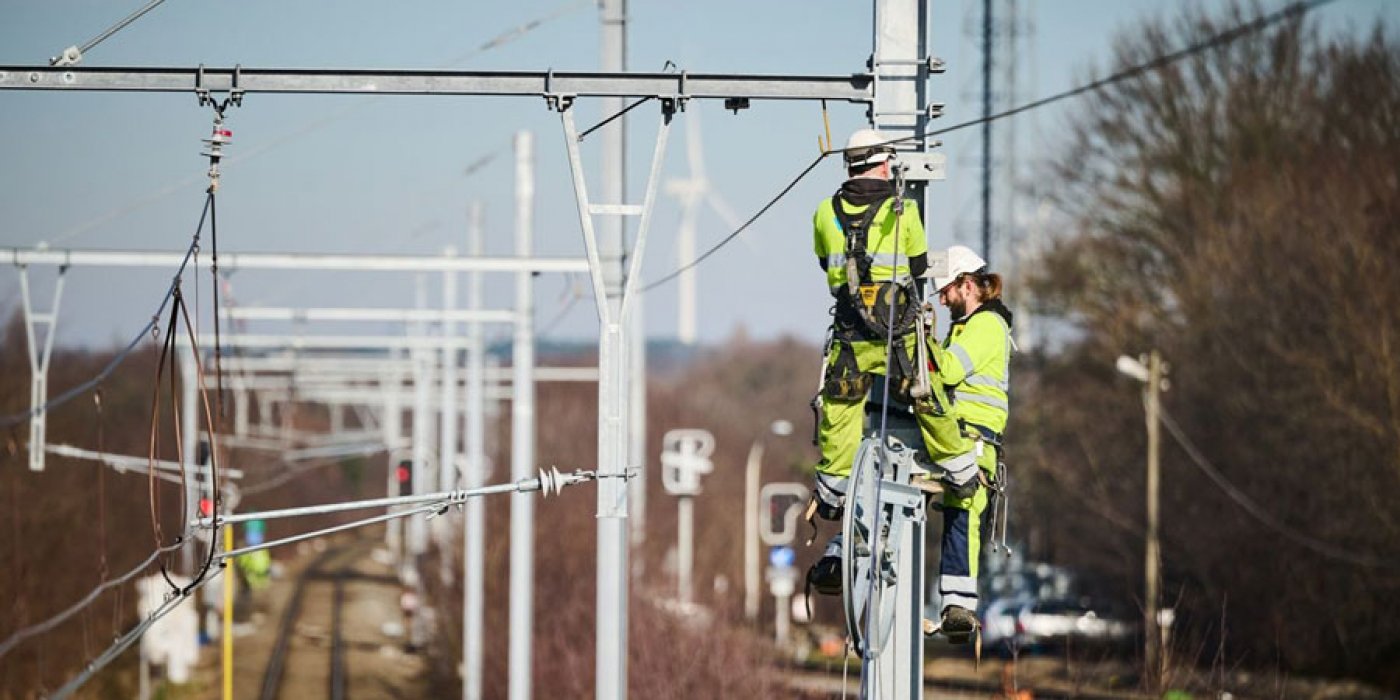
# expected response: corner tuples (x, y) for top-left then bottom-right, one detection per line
(938, 442), (997, 613)
(814, 335), (976, 481)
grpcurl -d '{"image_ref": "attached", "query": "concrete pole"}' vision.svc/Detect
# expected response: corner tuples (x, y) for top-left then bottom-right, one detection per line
(598, 1), (630, 696)
(743, 441), (765, 621)
(233, 387), (249, 437)
(1145, 350), (1163, 692)
(180, 343), (198, 574)
(462, 202), (486, 700)
(677, 494), (694, 605)
(508, 131), (537, 700)
(774, 588), (792, 646)
(410, 276), (433, 557)
(383, 355), (404, 552)
(629, 290), (647, 577)
(439, 249), (461, 586)
(257, 395), (273, 437)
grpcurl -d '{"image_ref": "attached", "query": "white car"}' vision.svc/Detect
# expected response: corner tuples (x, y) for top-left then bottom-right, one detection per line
(1014, 598), (1135, 650)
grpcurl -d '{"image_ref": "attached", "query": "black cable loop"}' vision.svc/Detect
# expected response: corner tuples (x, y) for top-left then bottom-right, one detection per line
(174, 294), (223, 594)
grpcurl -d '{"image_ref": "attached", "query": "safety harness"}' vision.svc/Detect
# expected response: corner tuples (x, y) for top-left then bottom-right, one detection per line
(818, 192), (925, 407)
(831, 194), (920, 342)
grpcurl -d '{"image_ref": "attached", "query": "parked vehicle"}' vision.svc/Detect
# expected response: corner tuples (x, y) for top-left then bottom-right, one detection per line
(1013, 598), (1135, 651)
(980, 595), (1035, 653)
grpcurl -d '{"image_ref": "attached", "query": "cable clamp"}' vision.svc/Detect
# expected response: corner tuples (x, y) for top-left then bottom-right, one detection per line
(50, 45), (83, 67)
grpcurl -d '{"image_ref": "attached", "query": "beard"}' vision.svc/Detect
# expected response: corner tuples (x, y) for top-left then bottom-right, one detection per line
(947, 297), (967, 319)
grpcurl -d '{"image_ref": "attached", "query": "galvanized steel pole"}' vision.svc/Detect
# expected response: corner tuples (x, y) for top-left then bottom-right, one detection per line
(508, 131), (537, 700)
(440, 249), (460, 586)
(872, 0), (933, 695)
(463, 201), (486, 700)
(410, 276), (434, 558)
(598, 1), (630, 696)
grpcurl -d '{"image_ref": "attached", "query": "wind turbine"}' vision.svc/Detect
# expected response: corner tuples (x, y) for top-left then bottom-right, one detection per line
(664, 110), (743, 345)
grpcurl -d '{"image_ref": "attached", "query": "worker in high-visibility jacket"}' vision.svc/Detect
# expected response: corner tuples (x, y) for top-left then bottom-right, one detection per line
(804, 129), (981, 597)
(926, 244), (1013, 641)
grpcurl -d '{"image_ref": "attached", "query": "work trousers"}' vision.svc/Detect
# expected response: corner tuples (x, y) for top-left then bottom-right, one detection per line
(938, 442), (996, 613)
(814, 335), (974, 480)
(813, 334), (994, 614)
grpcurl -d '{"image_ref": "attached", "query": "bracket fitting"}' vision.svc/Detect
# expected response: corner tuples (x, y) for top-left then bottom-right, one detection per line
(542, 68), (576, 112)
(194, 64), (245, 115)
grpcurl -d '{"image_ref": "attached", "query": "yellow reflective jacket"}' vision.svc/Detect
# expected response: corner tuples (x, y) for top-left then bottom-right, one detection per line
(931, 300), (1013, 434)
(812, 193), (926, 293)
(236, 549), (272, 591)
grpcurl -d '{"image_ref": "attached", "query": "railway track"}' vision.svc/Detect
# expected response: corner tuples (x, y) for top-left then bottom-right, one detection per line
(257, 541), (365, 700)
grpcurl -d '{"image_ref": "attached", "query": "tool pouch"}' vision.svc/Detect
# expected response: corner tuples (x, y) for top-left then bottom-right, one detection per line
(822, 341), (872, 401)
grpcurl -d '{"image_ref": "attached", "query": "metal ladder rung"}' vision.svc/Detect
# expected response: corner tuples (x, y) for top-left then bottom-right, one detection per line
(587, 203), (644, 216)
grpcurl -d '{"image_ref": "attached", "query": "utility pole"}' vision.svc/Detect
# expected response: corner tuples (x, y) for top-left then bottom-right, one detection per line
(1116, 350), (1167, 692)
(980, 0), (994, 264)
(871, 0), (937, 695)
(410, 276), (434, 560)
(1144, 350), (1164, 692)
(508, 131), (537, 700)
(463, 202), (485, 700)
(439, 246), (460, 586)
(597, 1), (630, 698)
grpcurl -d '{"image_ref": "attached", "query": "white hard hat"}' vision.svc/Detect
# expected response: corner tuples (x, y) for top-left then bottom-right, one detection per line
(843, 128), (895, 167)
(928, 244), (987, 291)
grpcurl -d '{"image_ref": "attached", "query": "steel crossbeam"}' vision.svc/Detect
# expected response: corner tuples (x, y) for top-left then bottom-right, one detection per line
(6, 248), (587, 274)
(0, 66), (872, 103)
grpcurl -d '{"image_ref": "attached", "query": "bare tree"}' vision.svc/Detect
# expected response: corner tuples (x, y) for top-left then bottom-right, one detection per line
(1019, 4), (1400, 689)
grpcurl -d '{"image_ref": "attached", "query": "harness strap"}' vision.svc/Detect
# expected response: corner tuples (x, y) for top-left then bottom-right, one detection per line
(832, 193), (889, 290)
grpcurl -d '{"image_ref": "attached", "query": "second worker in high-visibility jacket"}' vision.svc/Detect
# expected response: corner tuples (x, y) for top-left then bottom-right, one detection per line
(926, 244), (1013, 641)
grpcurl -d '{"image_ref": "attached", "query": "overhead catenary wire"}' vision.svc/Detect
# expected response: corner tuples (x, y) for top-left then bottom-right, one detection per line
(0, 537), (185, 662)
(46, 463), (613, 698)
(45, 443), (241, 482)
(1158, 406), (1399, 571)
(0, 203), (206, 430)
(917, 0), (1336, 144)
(35, 0), (588, 249)
(46, 565), (222, 700)
(639, 0), (1336, 293)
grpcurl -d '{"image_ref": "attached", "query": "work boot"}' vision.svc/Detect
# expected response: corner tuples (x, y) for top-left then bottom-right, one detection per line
(805, 534), (844, 595)
(939, 605), (980, 645)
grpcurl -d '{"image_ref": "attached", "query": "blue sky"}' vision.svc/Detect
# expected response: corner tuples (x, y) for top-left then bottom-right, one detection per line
(0, 0), (1393, 350)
